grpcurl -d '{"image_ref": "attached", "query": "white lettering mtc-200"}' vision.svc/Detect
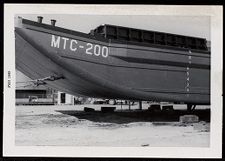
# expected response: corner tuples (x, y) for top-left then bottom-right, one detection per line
(51, 35), (109, 58)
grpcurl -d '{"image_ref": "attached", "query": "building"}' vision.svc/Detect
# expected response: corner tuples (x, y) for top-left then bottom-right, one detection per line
(16, 70), (57, 105)
(57, 92), (76, 105)
(16, 70), (82, 105)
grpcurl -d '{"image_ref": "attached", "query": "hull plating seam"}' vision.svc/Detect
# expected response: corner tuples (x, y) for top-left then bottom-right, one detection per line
(114, 56), (209, 69)
(61, 55), (186, 73)
(133, 88), (209, 95)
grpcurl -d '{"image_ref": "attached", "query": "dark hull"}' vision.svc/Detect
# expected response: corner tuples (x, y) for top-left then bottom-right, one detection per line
(15, 18), (210, 104)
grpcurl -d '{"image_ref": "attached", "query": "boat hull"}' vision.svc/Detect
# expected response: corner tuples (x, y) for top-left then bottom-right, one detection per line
(15, 18), (210, 104)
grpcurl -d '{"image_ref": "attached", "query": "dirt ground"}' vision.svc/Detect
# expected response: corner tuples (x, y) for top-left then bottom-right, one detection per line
(15, 104), (210, 147)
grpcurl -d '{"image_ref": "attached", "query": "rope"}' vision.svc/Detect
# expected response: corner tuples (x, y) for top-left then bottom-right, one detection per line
(16, 75), (64, 88)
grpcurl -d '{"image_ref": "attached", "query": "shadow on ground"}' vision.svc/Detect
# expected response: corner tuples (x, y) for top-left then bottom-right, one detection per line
(56, 109), (210, 124)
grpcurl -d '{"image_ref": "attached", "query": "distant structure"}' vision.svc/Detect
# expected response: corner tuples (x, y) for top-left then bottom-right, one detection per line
(57, 92), (76, 105)
(16, 70), (57, 105)
(16, 70), (83, 105)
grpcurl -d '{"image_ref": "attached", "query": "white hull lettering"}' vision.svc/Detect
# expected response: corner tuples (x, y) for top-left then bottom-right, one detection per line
(70, 40), (78, 51)
(94, 45), (101, 56)
(102, 46), (109, 58)
(86, 43), (93, 55)
(62, 37), (69, 49)
(51, 35), (109, 58)
(51, 35), (60, 48)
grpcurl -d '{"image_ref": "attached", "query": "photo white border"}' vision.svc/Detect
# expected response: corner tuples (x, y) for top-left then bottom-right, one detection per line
(3, 4), (223, 158)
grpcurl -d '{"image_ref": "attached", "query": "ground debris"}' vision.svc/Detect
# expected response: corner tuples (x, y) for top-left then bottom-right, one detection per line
(141, 144), (150, 147)
(15, 105), (210, 147)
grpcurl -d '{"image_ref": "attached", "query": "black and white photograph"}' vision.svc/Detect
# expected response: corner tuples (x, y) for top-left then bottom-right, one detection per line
(3, 4), (223, 158)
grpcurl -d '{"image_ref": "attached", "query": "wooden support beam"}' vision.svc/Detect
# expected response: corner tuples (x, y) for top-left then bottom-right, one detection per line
(139, 101), (142, 110)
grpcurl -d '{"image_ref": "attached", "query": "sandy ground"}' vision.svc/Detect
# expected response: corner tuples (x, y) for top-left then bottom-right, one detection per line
(15, 104), (210, 147)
